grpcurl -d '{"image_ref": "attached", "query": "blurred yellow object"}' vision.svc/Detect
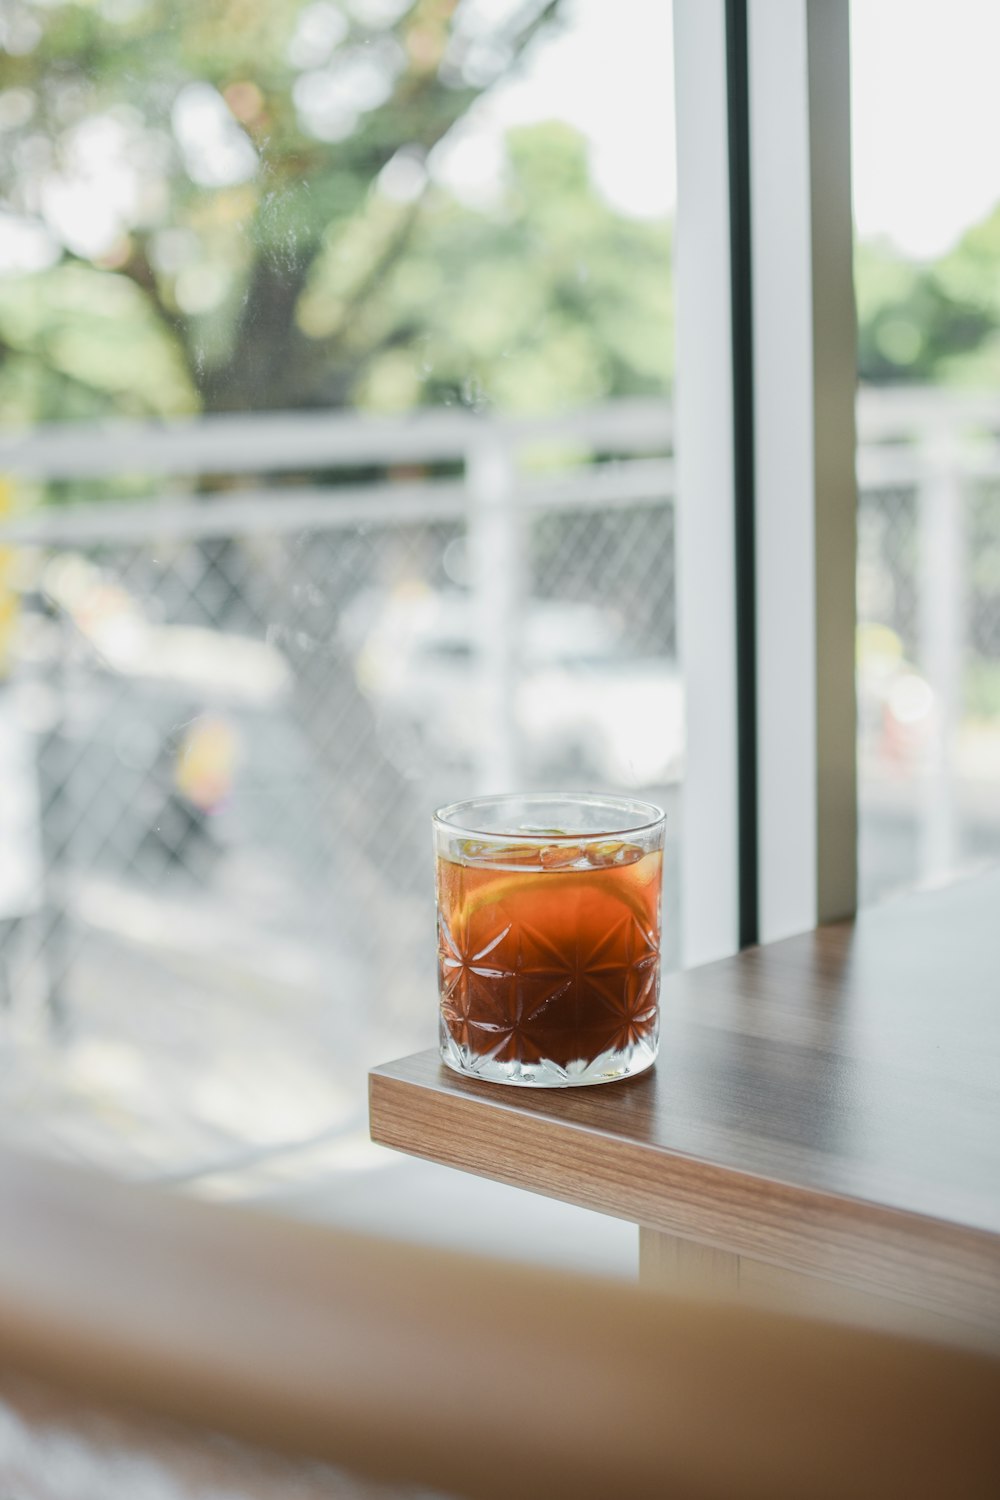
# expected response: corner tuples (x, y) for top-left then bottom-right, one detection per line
(856, 620), (904, 667)
(174, 713), (240, 812)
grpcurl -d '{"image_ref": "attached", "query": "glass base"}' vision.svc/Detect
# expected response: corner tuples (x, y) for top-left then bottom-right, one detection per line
(439, 1030), (658, 1087)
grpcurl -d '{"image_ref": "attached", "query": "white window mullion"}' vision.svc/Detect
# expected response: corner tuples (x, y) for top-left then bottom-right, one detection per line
(749, 0), (858, 940)
(673, 0), (740, 965)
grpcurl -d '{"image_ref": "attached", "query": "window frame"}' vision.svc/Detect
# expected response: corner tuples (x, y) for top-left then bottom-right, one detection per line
(673, 0), (858, 961)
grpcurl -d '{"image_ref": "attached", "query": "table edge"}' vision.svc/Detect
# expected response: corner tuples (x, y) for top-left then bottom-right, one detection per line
(369, 1053), (1000, 1328)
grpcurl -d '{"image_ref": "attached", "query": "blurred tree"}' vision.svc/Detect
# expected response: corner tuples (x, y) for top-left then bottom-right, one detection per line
(856, 208), (1000, 386)
(303, 120), (673, 413)
(928, 204), (1000, 384)
(0, 0), (563, 418)
(5, 0), (994, 414)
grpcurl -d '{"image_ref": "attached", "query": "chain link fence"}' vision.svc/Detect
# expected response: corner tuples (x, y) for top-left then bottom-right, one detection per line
(0, 407), (681, 1175)
(857, 484), (920, 660)
(2, 397), (999, 1175)
(968, 479), (1000, 668)
(856, 430), (1000, 904)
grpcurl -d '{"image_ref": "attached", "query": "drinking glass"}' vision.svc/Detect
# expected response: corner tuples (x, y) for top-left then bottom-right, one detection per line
(434, 793), (665, 1086)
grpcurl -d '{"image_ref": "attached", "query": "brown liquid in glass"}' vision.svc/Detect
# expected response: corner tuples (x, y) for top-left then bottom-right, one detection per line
(437, 843), (661, 1069)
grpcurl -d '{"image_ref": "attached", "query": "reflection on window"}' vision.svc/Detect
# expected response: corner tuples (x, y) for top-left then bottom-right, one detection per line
(0, 1), (678, 1181)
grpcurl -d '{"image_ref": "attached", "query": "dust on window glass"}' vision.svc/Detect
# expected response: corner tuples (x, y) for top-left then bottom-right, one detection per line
(0, 0), (678, 1179)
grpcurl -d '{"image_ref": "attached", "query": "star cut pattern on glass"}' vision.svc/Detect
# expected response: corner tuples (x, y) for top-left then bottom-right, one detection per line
(438, 901), (659, 1067)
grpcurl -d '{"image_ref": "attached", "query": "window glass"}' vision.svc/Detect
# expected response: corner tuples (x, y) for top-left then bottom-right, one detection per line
(0, 0), (678, 1180)
(851, 0), (1000, 904)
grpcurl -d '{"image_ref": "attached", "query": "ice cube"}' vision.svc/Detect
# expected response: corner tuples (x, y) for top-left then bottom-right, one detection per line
(583, 840), (643, 868)
(539, 844), (587, 869)
(456, 840), (543, 867)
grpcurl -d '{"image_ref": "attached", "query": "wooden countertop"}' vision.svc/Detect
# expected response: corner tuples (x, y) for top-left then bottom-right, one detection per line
(370, 869), (1000, 1331)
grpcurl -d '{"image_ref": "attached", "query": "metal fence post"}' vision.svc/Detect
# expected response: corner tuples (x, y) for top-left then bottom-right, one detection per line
(466, 434), (521, 794)
(917, 427), (965, 884)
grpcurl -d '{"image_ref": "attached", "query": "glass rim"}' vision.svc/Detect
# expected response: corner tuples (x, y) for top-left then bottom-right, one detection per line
(433, 791), (666, 842)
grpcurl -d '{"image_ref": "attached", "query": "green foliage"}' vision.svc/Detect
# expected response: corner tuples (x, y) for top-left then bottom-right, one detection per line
(965, 661), (1000, 719)
(0, 0), (562, 417)
(302, 122), (673, 413)
(0, 264), (198, 420)
(2, 0), (999, 429)
(856, 208), (1000, 386)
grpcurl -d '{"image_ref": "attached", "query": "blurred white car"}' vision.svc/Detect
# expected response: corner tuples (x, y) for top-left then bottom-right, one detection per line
(344, 588), (684, 788)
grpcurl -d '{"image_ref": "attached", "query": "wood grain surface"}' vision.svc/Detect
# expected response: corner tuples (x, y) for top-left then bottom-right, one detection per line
(370, 869), (1000, 1331)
